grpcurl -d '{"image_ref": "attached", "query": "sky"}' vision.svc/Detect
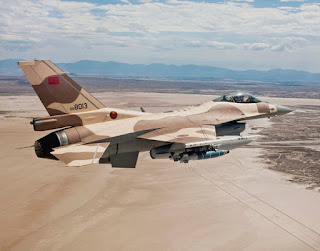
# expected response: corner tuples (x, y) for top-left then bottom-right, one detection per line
(1, 0), (320, 72)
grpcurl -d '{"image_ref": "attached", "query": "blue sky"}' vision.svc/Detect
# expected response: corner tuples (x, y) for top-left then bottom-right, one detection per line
(1, 0), (320, 72)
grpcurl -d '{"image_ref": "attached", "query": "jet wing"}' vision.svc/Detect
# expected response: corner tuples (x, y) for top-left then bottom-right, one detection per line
(137, 125), (217, 143)
(52, 125), (256, 168)
(138, 125), (258, 152)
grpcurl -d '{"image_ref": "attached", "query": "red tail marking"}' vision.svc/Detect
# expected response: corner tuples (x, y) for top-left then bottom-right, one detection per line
(48, 76), (60, 85)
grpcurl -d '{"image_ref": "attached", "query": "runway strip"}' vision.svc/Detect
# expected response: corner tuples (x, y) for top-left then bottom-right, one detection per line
(188, 161), (320, 251)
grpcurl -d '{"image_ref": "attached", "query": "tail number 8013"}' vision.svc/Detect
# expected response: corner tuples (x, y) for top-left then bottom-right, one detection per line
(70, 103), (88, 111)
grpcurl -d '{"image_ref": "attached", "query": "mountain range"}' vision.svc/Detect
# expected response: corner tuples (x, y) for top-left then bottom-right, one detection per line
(1, 59), (319, 82)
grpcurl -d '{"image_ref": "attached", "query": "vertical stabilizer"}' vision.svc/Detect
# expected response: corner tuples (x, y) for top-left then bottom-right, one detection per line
(18, 60), (105, 116)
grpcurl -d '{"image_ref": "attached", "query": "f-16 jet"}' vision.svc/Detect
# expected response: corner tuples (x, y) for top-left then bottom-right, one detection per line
(18, 60), (293, 168)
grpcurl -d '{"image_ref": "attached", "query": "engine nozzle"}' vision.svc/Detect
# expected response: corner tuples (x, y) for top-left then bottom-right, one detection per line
(34, 126), (92, 159)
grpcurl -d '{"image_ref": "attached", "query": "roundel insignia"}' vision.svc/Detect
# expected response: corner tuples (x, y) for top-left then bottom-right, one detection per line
(110, 111), (117, 119)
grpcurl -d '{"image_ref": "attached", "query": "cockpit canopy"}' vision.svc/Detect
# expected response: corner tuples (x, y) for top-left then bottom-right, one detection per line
(213, 92), (261, 103)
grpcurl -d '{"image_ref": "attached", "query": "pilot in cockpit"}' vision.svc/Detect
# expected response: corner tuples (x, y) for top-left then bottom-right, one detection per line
(214, 92), (261, 103)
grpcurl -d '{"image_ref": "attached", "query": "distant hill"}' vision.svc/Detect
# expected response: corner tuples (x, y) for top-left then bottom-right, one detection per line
(1, 59), (319, 82)
(0, 59), (24, 75)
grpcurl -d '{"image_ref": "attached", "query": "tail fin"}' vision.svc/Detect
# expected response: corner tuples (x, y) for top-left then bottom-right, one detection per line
(18, 60), (105, 116)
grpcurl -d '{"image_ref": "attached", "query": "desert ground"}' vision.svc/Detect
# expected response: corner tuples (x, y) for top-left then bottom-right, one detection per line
(1, 91), (320, 250)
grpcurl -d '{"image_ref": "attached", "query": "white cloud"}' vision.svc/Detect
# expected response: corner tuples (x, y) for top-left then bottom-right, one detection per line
(0, 0), (319, 71)
(269, 37), (310, 52)
(246, 43), (270, 51)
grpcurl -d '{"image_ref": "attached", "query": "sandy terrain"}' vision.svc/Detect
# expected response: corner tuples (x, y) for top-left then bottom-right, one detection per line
(1, 93), (320, 250)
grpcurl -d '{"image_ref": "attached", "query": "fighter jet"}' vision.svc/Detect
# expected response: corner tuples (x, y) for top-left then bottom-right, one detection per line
(18, 60), (293, 168)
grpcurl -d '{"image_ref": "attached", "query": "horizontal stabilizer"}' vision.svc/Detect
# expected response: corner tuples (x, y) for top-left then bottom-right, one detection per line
(52, 142), (109, 166)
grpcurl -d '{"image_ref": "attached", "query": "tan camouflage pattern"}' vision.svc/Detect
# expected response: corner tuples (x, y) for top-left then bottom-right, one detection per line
(49, 100), (280, 166)
(52, 142), (110, 166)
(18, 60), (105, 116)
(32, 108), (145, 131)
(18, 60), (291, 167)
(82, 101), (277, 142)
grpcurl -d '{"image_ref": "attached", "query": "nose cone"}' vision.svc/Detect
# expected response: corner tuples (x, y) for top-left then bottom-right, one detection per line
(276, 105), (293, 115)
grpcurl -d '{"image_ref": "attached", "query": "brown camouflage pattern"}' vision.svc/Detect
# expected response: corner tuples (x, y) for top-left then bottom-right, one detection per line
(18, 60), (292, 167)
